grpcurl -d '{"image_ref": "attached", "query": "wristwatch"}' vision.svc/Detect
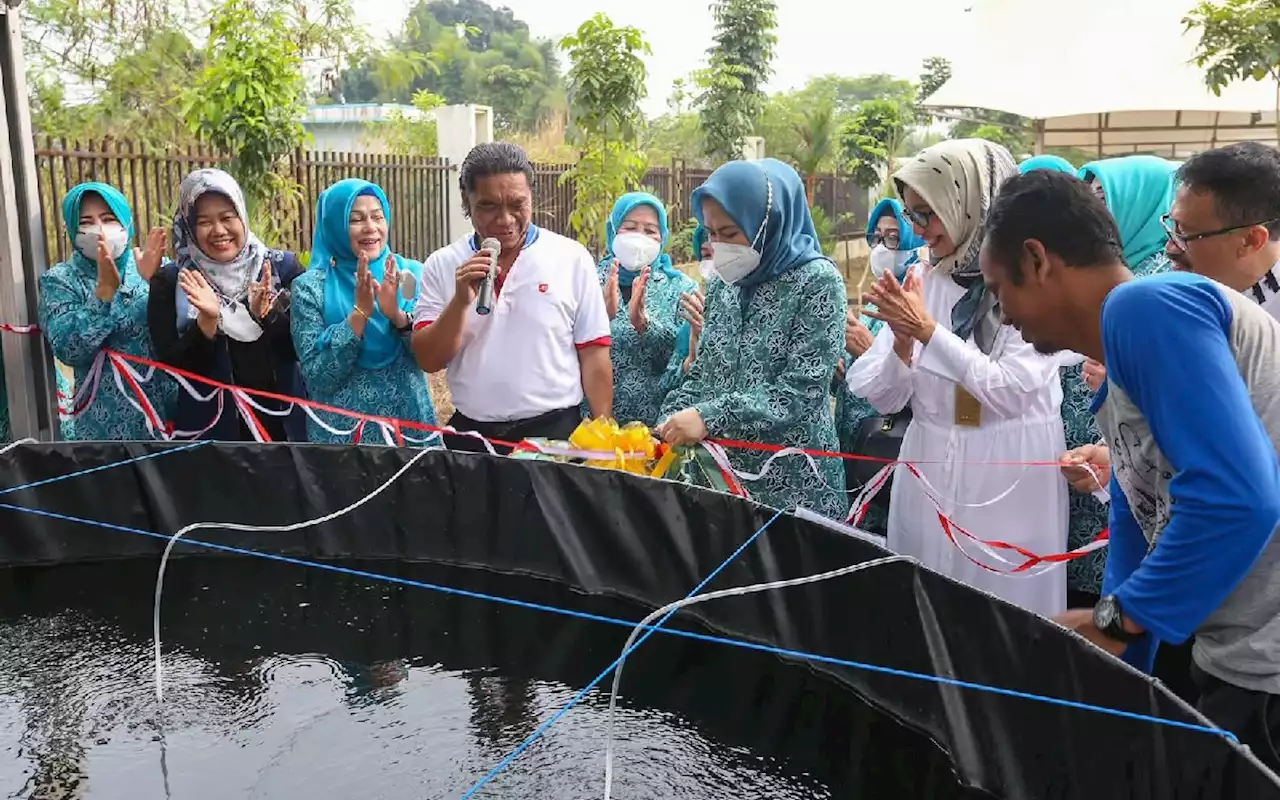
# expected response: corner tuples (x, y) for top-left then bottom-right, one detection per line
(1093, 595), (1142, 643)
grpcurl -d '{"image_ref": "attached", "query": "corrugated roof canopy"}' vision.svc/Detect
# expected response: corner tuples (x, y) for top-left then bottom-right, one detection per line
(923, 0), (1279, 157)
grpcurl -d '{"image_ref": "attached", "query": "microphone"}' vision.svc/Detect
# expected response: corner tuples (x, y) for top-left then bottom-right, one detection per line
(476, 237), (500, 315)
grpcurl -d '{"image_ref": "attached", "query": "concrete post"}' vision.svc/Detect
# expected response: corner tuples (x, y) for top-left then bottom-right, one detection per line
(0, 3), (58, 441)
(434, 105), (495, 245)
(740, 136), (766, 161)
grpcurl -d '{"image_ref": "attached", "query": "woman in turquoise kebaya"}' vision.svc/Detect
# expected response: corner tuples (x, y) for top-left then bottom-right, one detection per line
(38, 182), (174, 440)
(290, 178), (435, 444)
(832, 197), (926, 531)
(596, 192), (699, 426)
(658, 159), (846, 518)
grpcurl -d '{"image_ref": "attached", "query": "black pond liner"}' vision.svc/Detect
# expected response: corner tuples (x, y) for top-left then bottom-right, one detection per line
(0, 441), (1277, 799)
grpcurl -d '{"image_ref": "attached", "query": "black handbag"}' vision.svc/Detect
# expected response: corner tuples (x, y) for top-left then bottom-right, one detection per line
(846, 408), (912, 511)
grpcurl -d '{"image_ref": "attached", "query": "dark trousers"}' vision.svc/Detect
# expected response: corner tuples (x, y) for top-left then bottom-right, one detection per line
(445, 406), (582, 455)
(1192, 661), (1280, 772)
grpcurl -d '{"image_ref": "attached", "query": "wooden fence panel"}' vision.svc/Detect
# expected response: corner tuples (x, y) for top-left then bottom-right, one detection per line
(33, 140), (867, 267)
(33, 139), (454, 266)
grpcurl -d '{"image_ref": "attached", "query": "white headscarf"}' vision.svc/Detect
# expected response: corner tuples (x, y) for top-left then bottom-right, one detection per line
(893, 139), (1018, 353)
(172, 169), (268, 342)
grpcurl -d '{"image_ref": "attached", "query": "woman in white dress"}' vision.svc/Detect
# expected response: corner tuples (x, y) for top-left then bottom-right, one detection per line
(845, 139), (1068, 617)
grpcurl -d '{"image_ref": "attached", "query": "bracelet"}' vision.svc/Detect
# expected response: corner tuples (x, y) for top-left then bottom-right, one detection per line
(353, 306), (369, 321)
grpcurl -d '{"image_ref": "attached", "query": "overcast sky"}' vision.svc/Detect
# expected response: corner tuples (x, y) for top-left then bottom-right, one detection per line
(359, 0), (981, 116)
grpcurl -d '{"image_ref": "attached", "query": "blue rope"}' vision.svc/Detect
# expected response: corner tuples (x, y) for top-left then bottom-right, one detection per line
(459, 507), (788, 798)
(0, 500), (1235, 750)
(0, 441), (210, 497)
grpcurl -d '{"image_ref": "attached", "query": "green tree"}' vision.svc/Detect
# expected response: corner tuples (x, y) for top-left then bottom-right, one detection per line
(950, 112), (1031, 154)
(697, 0), (778, 161)
(369, 90), (447, 156)
(23, 0), (363, 146)
(917, 56), (953, 103)
(22, 0), (201, 145)
(182, 0), (309, 217)
(915, 56), (952, 124)
(1185, 0), (1280, 139)
(559, 13), (650, 249)
(968, 123), (1026, 153)
(792, 102), (838, 200)
(839, 98), (911, 191)
(336, 0), (565, 134)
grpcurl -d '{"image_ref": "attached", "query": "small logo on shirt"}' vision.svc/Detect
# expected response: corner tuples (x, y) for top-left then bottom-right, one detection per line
(538, 283), (548, 293)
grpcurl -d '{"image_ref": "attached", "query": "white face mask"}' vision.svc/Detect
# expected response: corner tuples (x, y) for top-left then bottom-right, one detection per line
(75, 223), (129, 262)
(711, 242), (763, 285)
(709, 172), (773, 286)
(869, 243), (914, 279)
(699, 259), (717, 280)
(612, 232), (661, 271)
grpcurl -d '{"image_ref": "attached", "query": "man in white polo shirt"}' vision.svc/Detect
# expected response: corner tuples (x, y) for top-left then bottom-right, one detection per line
(412, 142), (613, 452)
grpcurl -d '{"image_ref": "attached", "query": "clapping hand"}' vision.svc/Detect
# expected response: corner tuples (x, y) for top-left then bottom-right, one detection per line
(604, 261), (621, 319)
(354, 254), (376, 319)
(628, 266), (650, 334)
(377, 256), (405, 327)
(845, 311), (874, 356)
(93, 235), (119, 302)
(247, 261), (274, 320)
(136, 228), (167, 282)
(178, 269), (221, 339)
(863, 270), (935, 343)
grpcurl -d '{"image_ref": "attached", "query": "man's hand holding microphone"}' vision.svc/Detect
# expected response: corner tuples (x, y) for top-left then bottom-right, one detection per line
(452, 239), (500, 313)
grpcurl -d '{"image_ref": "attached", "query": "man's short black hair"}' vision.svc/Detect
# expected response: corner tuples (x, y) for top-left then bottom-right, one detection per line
(1177, 142), (1280, 240)
(458, 142), (535, 217)
(984, 170), (1125, 283)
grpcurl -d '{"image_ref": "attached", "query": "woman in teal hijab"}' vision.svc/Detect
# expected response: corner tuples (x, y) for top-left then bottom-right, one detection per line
(1018, 154), (1076, 174)
(37, 182), (174, 440)
(1078, 155), (1176, 275)
(1055, 155), (1174, 600)
(290, 178), (435, 444)
(832, 197), (927, 534)
(657, 159), (847, 519)
(596, 191), (699, 425)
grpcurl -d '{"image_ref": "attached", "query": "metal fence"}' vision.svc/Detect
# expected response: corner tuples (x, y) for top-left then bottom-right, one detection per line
(33, 138), (452, 266)
(33, 139), (868, 267)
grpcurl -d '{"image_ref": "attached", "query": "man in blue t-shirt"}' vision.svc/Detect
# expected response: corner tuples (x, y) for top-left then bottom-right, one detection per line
(978, 168), (1280, 768)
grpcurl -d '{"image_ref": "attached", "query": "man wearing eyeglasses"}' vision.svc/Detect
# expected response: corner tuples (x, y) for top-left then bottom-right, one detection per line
(1063, 143), (1280, 500)
(1164, 142), (1280, 320)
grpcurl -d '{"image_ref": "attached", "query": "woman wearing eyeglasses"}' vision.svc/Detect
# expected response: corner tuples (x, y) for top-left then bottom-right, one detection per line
(844, 139), (1069, 618)
(833, 198), (925, 533)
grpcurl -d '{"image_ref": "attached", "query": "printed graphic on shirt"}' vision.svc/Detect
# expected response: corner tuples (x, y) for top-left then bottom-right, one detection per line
(1249, 262), (1280, 321)
(1099, 404), (1172, 548)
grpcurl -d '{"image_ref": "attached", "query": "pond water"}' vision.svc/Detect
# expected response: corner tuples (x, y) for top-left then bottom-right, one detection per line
(0, 558), (987, 799)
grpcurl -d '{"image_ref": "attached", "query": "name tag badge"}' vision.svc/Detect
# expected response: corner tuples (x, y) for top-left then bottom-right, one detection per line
(954, 385), (983, 428)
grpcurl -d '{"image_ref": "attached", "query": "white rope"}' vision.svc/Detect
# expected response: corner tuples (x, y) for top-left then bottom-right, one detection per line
(0, 438), (39, 456)
(152, 449), (431, 701)
(601, 553), (913, 799)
